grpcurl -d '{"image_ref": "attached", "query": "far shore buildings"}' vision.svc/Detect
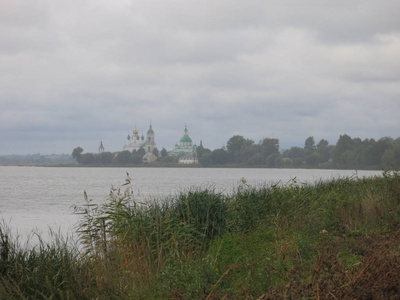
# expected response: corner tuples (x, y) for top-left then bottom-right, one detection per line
(169, 125), (198, 164)
(123, 124), (157, 163)
(122, 124), (198, 164)
(123, 124), (156, 153)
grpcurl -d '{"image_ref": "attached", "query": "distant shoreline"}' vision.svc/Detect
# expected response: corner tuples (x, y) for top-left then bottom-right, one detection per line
(0, 162), (386, 171)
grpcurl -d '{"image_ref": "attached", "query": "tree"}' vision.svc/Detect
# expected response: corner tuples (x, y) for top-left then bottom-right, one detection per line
(81, 153), (94, 165)
(334, 134), (354, 165)
(72, 147), (83, 163)
(99, 152), (113, 164)
(292, 157), (304, 168)
(305, 152), (322, 166)
(365, 137), (392, 166)
(284, 147), (305, 160)
(152, 147), (159, 159)
(304, 136), (316, 152)
(266, 153), (282, 167)
(197, 144), (212, 163)
(382, 145), (400, 168)
(248, 153), (264, 166)
(211, 148), (231, 165)
(241, 144), (262, 164)
(199, 152), (212, 166)
(339, 150), (356, 167)
(227, 135), (253, 153)
(260, 138), (280, 158)
(160, 147), (168, 159)
(227, 135), (254, 163)
(137, 147), (146, 156)
(316, 139), (330, 163)
(304, 137), (319, 166)
(131, 153), (143, 165)
(336, 134), (354, 152)
(283, 147), (305, 167)
(116, 150), (131, 164)
(163, 155), (178, 163)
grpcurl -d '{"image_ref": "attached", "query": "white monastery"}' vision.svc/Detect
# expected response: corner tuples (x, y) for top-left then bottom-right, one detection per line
(122, 124), (198, 164)
(123, 124), (156, 154)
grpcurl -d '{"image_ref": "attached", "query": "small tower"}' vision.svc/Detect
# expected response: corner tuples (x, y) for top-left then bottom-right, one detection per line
(98, 141), (105, 154)
(146, 124), (156, 153)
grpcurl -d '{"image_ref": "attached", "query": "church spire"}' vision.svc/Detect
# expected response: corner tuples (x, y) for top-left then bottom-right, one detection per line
(98, 141), (105, 154)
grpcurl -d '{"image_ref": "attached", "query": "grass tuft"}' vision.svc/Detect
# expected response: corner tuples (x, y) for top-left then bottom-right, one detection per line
(1, 171), (400, 298)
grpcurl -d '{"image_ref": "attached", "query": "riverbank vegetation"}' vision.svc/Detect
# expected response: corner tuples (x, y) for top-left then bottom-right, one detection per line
(1, 171), (400, 298)
(70, 134), (400, 169)
(0, 154), (75, 166)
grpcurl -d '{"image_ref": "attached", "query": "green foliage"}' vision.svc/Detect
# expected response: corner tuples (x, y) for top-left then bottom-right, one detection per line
(160, 147), (168, 159)
(227, 135), (254, 153)
(72, 146), (83, 163)
(3, 171), (400, 298)
(115, 150), (131, 164)
(81, 152), (94, 165)
(304, 136), (316, 152)
(172, 188), (228, 243)
(196, 143), (210, 161)
(331, 135), (399, 168)
(316, 138), (331, 162)
(97, 151), (113, 164)
(199, 152), (212, 166)
(226, 135), (254, 164)
(261, 138), (280, 158)
(69, 133), (399, 169)
(152, 147), (159, 158)
(0, 154), (75, 166)
(0, 227), (95, 299)
(211, 148), (231, 165)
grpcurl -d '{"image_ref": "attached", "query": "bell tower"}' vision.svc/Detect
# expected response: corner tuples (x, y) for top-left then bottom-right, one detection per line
(98, 141), (105, 154)
(146, 123), (156, 153)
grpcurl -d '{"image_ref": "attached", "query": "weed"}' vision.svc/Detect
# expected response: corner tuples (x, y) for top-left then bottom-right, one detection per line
(1, 171), (400, 298)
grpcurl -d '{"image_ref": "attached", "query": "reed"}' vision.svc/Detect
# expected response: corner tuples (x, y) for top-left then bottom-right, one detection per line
(0, 226), (96, 299)
(1, 171), (399, 298)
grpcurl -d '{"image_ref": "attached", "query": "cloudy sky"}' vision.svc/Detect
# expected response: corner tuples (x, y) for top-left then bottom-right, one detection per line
(1, 0), (399, 155)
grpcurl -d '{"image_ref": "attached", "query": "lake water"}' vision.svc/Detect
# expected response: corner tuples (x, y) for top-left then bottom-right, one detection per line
(0, 166), (382, 244)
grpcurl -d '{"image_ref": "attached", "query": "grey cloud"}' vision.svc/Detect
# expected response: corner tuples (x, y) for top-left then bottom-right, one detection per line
(0, 0), (399, 154)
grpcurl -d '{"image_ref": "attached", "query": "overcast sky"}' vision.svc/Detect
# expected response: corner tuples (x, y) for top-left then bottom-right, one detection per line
(1, 0), (399, 155)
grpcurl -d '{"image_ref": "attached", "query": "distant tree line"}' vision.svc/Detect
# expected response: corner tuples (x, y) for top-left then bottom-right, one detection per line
(0, 154), (74, 165)
(71, 146), (172, 166)
(71, 134), (400, 169)
(196, 134), (400, 169)
(197, 134), (399, 169)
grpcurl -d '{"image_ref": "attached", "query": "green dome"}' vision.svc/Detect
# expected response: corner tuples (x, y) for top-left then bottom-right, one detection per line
(147, 124), (154, 134)
(180, 135), (192, 143)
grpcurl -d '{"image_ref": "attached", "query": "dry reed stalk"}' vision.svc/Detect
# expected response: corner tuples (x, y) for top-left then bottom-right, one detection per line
(206, 265), (237, 300)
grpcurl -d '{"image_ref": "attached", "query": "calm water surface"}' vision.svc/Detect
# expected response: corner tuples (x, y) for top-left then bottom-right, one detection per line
(0, 166), (382, 243)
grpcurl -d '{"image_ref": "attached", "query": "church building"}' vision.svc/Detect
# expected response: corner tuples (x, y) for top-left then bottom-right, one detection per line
(122, 123), (198, 164)
(169, 125), (198, 164)
(123, 124), (157, 154)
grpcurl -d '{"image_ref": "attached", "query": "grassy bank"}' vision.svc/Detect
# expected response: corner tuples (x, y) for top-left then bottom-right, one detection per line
(1, 171), (399, 299)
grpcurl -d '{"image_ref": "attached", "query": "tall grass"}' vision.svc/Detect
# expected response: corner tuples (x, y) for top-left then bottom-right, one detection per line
(72, 174), (229, 298)
(1, 171), (399, 298)
(0, 226), (95, 299)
